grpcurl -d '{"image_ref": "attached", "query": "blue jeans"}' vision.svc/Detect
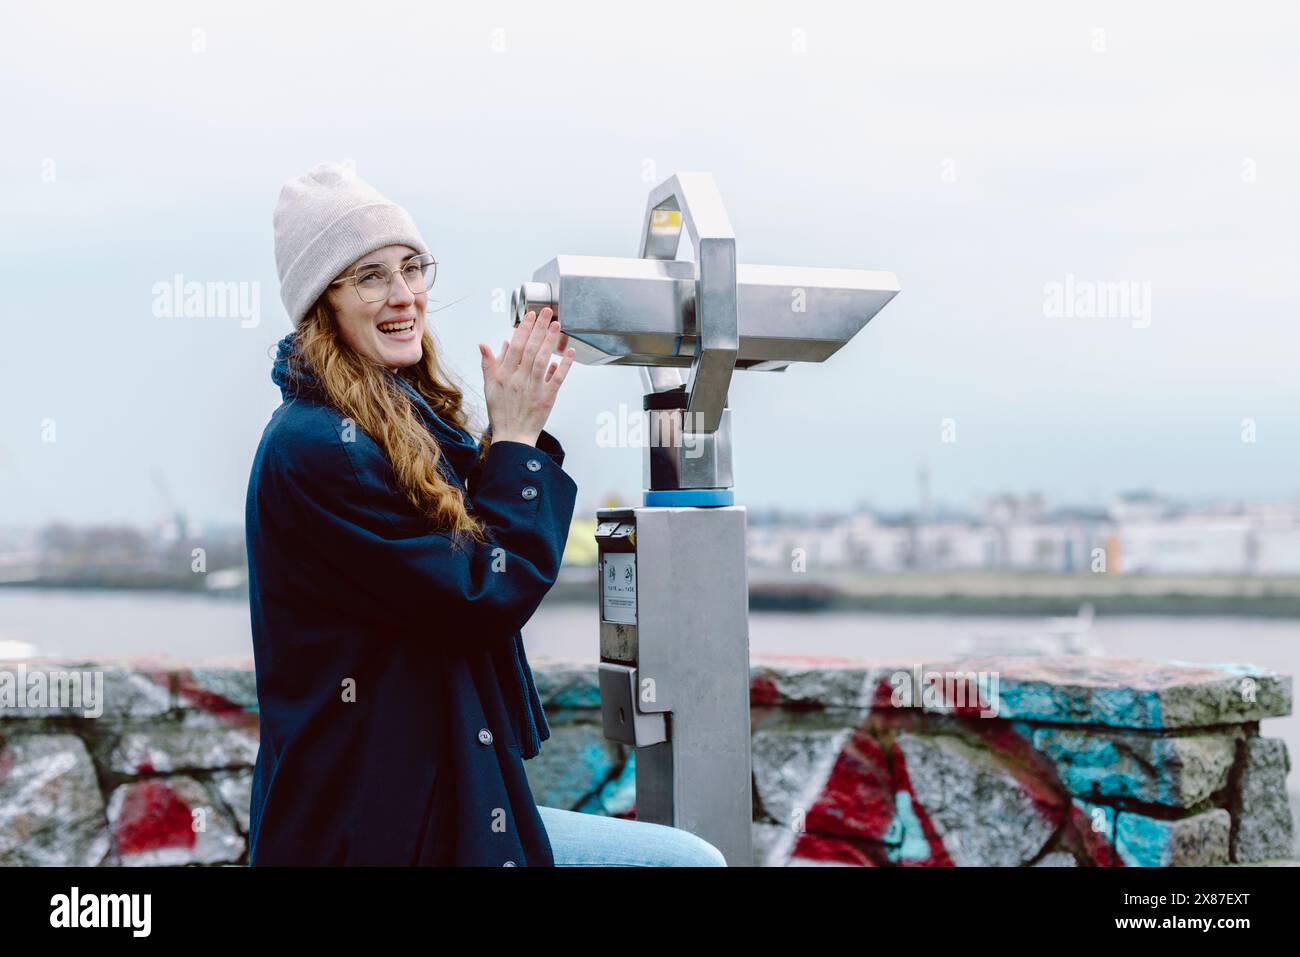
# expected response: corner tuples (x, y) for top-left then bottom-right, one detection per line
(537, 806), (729, 866)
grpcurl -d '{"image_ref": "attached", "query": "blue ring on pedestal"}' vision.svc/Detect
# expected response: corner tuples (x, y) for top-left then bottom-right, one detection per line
(643, 488), (735, 507)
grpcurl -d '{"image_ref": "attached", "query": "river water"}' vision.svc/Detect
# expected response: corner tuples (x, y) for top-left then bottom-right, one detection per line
(2, 587), (1296, 831)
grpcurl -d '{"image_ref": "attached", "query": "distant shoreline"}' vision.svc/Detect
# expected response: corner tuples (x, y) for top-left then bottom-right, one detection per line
(5, 571), (1300, 618)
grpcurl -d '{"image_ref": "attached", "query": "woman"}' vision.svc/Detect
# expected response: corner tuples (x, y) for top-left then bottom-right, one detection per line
(246, 161), (727, 867)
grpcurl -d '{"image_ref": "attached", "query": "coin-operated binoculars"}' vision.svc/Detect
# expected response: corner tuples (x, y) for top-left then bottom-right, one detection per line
(511, 173), (898, 865)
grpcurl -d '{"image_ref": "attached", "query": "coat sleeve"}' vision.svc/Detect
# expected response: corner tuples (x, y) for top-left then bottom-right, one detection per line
(470, 426), (565, 482)
(268, 417), (578, 650)
(535, 429), (565, 468)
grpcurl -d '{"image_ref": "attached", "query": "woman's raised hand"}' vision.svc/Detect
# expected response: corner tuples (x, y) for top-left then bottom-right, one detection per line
(478, 306), (576, 447)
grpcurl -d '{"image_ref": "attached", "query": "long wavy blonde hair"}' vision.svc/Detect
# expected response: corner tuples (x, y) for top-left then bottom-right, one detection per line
(293, 294), (492, 547)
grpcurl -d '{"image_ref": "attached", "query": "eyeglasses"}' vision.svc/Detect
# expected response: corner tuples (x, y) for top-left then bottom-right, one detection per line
(328, 252), (438, 303)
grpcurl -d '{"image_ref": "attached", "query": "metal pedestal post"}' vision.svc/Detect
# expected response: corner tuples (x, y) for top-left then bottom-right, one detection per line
(596, 505), (753, 866)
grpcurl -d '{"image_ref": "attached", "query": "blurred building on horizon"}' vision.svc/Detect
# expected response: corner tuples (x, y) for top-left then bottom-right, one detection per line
(746, 490), (1300, 577)
(3, 489), (1300, 589)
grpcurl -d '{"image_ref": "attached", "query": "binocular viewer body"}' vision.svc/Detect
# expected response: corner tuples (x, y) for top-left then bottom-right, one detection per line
(513, 256), (900, 372)
(511, 172), (900, 457)
(511, 173), (899, 865)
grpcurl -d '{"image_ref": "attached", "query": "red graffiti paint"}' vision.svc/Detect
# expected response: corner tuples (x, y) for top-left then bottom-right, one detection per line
(749, 673), (781, 707)
(869, 677), (898, 710)
(1061, 801), (1125, 867)
(791, 831), (877, 866)
(788, 725), (954, 866)
(174, 671), (256, 728)
(114, 780), (197, 854)
(139, 667), (256, 729)
(805, 730), (895, 842)
(884, 743), (956, 867)
(954, 718), (1069, 826)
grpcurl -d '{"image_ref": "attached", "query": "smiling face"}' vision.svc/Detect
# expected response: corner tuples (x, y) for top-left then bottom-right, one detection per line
(326, 244), (427, 371)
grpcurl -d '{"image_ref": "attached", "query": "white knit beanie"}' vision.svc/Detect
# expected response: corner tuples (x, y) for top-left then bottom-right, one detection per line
(273, 161), (430, 328)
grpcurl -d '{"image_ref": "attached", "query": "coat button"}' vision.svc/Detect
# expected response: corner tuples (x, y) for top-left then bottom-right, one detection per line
(477, 728), (493, 746)
(525, 458), (542, 471)
(521, 486), (538, 500)
(503, 860), (516, 867)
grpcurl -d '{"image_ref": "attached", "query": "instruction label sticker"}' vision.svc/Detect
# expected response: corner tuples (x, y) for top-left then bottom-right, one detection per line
(601, 552), (637, 624)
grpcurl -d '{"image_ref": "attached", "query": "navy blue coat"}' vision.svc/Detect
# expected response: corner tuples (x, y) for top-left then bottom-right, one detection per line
(245, 332), (577, 866)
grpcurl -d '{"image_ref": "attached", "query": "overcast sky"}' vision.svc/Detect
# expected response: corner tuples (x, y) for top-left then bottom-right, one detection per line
(2, 1), (1297, 528)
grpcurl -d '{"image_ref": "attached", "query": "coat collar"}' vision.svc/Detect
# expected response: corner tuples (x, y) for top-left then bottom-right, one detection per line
(272, 332), (482, 488)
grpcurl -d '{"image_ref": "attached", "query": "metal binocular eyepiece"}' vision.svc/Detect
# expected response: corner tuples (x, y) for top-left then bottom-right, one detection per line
(511, 281), (556, 327)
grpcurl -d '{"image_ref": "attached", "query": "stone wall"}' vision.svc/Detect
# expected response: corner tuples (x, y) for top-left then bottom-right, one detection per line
(0, 654), (1292, 866)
